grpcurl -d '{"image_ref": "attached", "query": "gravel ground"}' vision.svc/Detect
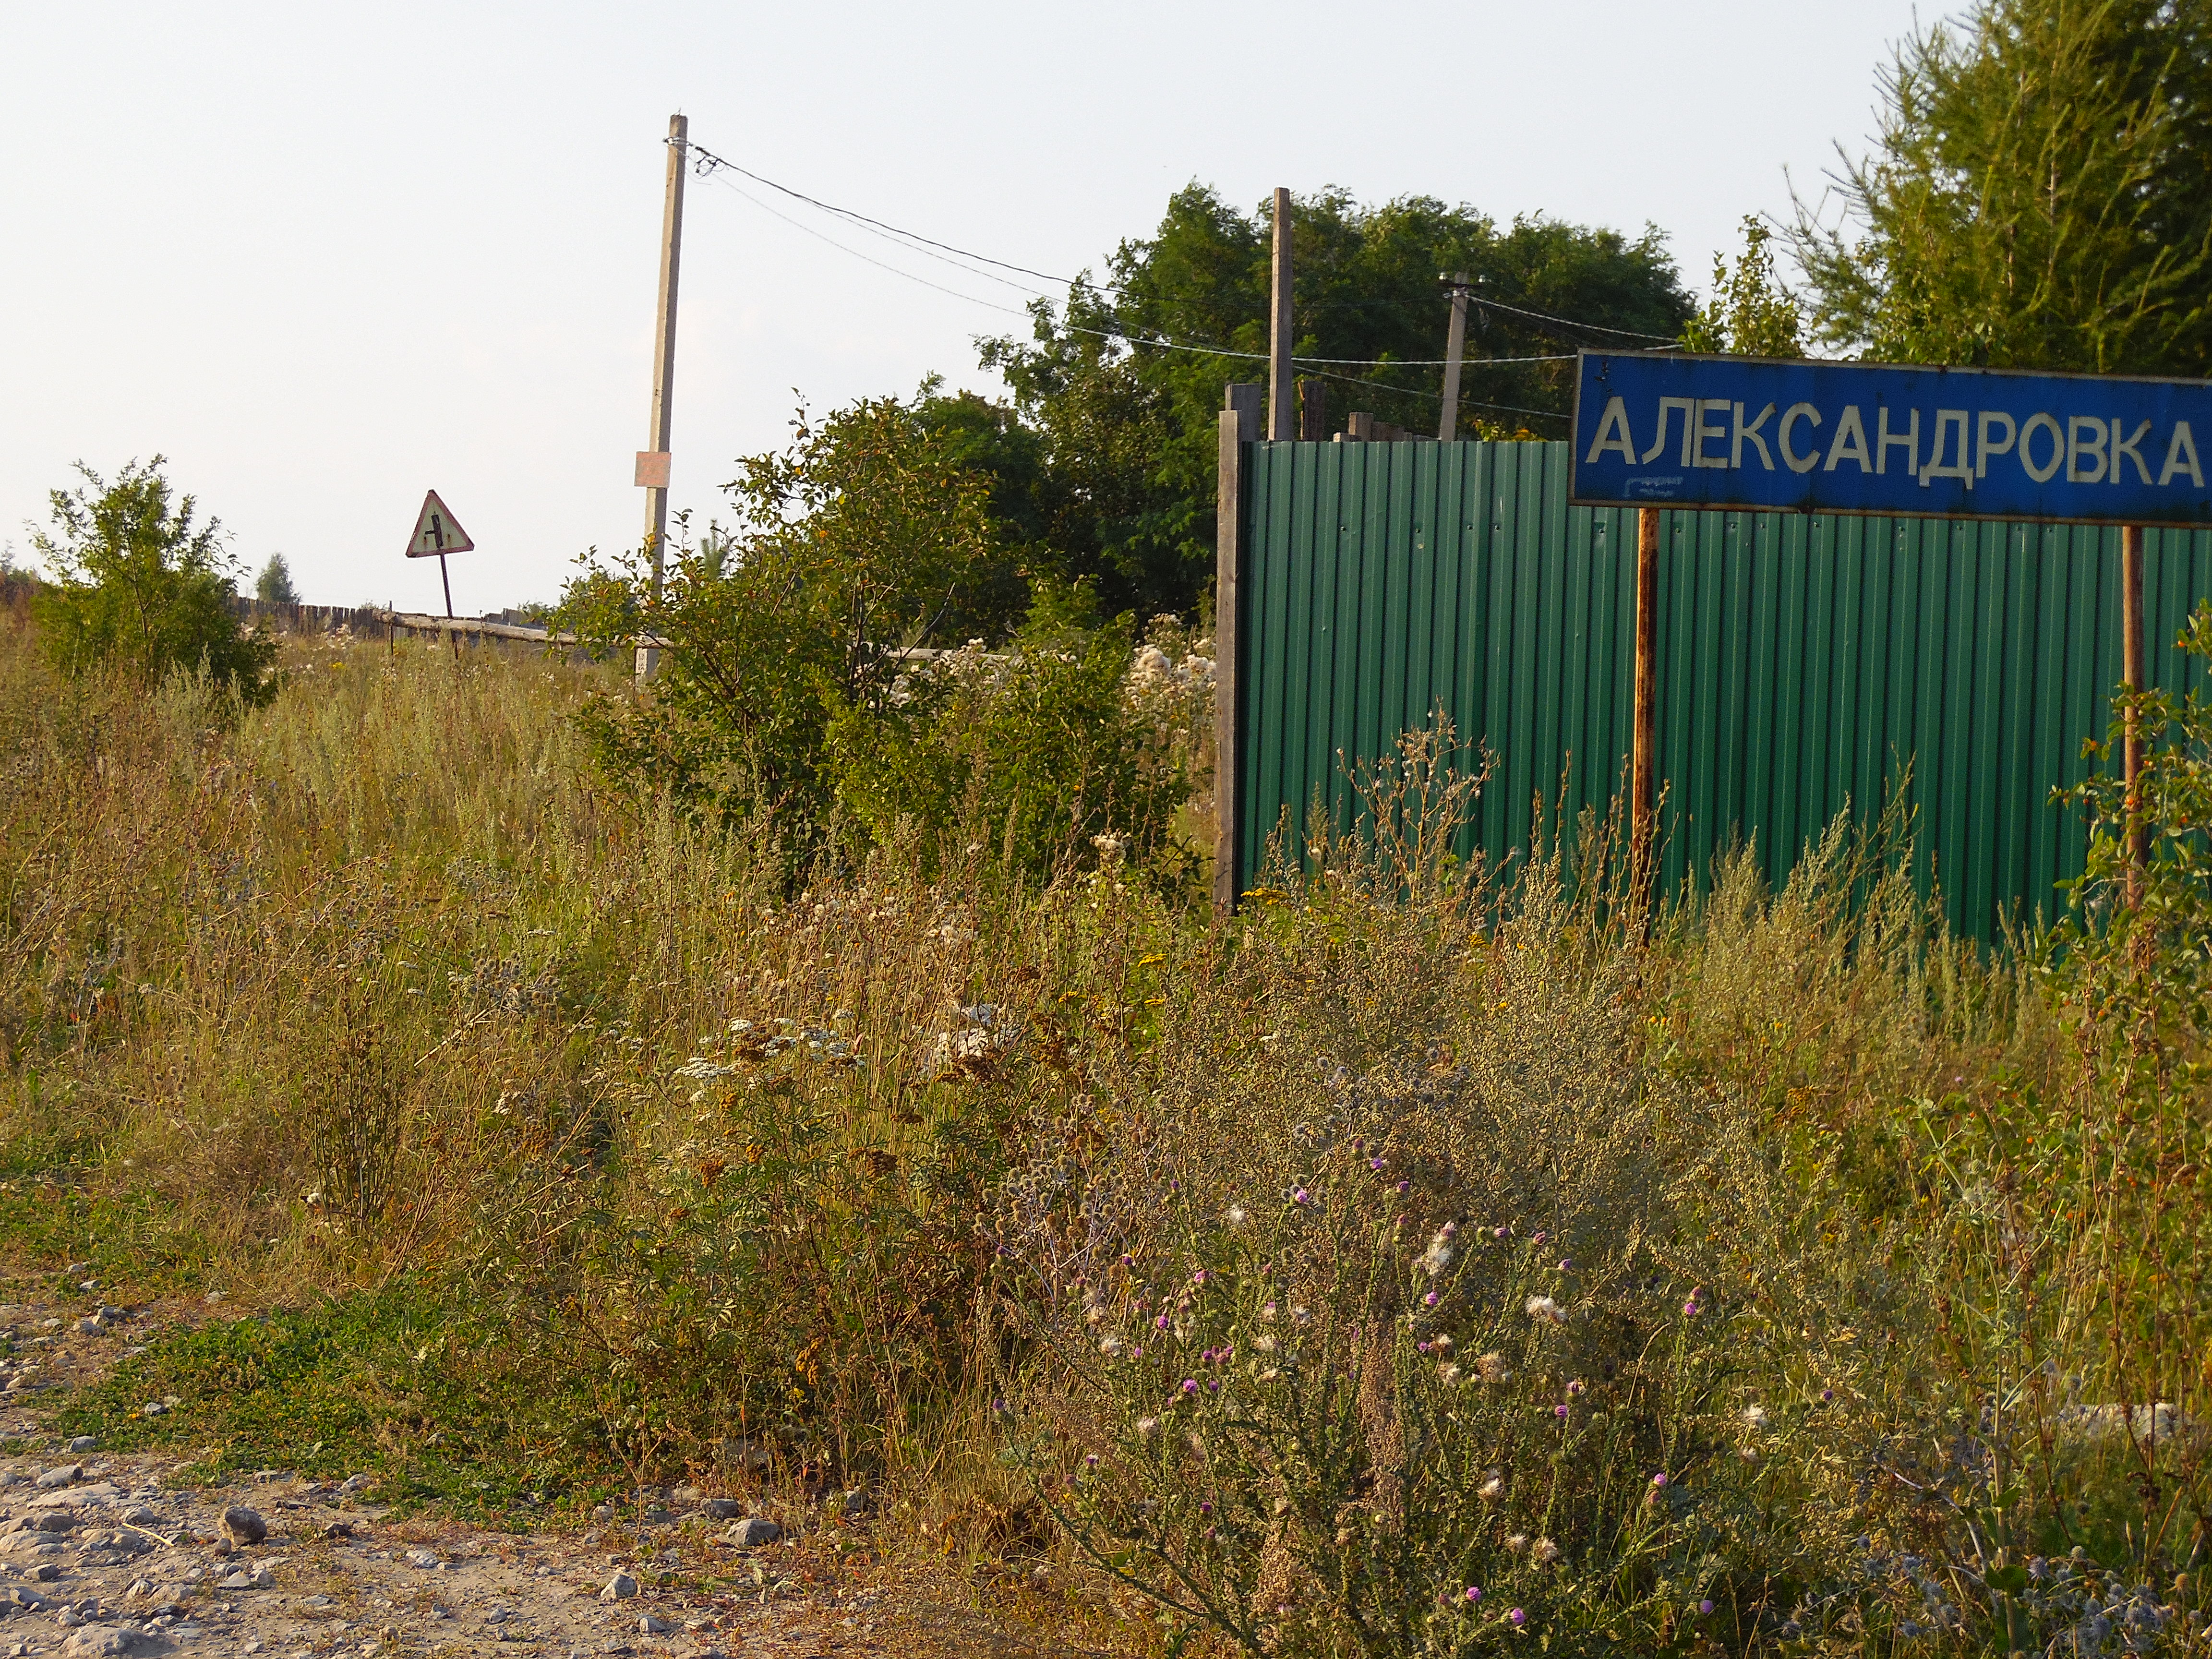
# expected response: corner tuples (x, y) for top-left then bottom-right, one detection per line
(0, 1300), (1112, 1659)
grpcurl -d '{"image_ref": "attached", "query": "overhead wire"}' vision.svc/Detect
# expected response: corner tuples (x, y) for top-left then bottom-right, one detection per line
(1293, 364), (1570, 425)
(683, 137), (1668, 375)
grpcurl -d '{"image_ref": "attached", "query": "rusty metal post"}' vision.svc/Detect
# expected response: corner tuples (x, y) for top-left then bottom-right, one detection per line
(1632, 506), (1660, 917)
(2123, 523), (2147, 908)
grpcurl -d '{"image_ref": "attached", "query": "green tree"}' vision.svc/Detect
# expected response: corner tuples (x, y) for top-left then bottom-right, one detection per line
(255, 553), (299, 604)
(30, 458), (276, 705)
(1796, 0), (2212, 370)
(979, 186), (1693, 618)
(1680, 217), (1803, 356)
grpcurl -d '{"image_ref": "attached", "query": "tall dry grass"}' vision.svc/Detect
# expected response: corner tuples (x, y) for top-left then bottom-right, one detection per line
(0, 607), (2206, 1654)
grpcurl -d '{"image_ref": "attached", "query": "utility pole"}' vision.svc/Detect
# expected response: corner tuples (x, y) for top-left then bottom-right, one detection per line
(1437, 272), (1472, 442)
(636, 112), (688, 679)
(1268, 188), (1294, 441)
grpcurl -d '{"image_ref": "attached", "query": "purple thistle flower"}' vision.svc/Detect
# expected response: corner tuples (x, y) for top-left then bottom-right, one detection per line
(1508, 1608), (1527, 1626)
(1651, 1473), (1668, 1488)
(1423, 1291), (1438, 1307)
(1395, 1179), (1410, 1194)
(1464, 1586), (1482, 1602)
(1370, 1157), (1385, 1171)
(1698, 1599), (1714, 1615)
(1493, 1226), (1507, 1239)
(1291, 1187), (1310, 1205)
(1554, 1404), (1568, 1419)
(1181, 1378), (1199, 1395)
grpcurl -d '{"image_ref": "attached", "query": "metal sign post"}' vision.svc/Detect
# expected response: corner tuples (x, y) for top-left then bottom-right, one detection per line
(404, 490), (475, 659)
(1572, 351), (2201, 909)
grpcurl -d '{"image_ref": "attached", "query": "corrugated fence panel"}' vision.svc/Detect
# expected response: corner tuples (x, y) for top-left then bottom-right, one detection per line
(1238, 440), (2212, 943)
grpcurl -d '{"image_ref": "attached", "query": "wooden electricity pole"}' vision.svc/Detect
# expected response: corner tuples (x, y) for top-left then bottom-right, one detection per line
(1268, 188), (1294, 441)
(2123, 523), (2147, 907)
(637, 112), (688, 679)
(1437, 273), (1471, 442)
(1632, 506), (1660, 918)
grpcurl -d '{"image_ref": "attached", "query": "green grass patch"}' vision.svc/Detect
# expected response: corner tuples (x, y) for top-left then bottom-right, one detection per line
(50, 1279), (625, 1523)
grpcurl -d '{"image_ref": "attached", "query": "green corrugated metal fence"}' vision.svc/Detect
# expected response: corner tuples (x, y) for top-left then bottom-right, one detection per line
(1233, 439), (2212, 942)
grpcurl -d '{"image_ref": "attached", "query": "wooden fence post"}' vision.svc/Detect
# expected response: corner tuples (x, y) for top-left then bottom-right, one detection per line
(1215, 384), (1260, 919)
(1268, 190), (1294, 442)
(1632, 507), (1659, 919)
(1298, 378), (1329, 442)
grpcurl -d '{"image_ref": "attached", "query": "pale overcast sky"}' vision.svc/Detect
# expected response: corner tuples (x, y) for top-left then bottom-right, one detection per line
(0, 1), (1925, 612)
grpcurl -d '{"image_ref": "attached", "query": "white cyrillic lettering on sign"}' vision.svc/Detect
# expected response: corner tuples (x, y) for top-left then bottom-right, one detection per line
(1876, 406), (1919, 476)
(1778, 403), (1821, 473)
(2112, 419), (2153, 485)
(1825, 406), (1873, 473)
(1975, 411), (2016, 480)
(2162, 422), (2205, 487)
(1732, 402), (1776, 470)
(1692, 399), (1731, 468)
(1585, 397), (1637, 465)
(1642, 398), (1695, 464)
(2020, 413), (2064, 482)
(2067, 415), (2109, 483)
(1922, 410), (1973, 488)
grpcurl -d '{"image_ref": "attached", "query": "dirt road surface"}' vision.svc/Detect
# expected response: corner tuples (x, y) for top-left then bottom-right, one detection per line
(0, 1299), (1114, 1659)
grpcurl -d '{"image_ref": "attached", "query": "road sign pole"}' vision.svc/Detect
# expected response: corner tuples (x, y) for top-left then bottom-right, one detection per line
(1632, 506), (1659, 923)
(637, 112), (688, 681)
(439, 552), (460, 661)
(2123, 523), (2147, 908)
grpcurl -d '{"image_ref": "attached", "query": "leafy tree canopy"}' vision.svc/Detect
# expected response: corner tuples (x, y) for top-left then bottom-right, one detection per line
(1680, 217), (1804, 357)
(1796, 0), (2212, 371)
(970, 186), (1694, 619)
(255, 553), (298, 605)
(30, 458), (276, 705)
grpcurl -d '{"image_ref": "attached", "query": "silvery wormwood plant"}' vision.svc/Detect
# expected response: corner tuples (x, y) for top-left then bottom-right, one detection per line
(1002, 1134), (1737, 1657)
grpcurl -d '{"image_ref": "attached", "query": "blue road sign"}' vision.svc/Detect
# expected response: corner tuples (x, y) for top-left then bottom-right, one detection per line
(1572, 351), (2212, 526)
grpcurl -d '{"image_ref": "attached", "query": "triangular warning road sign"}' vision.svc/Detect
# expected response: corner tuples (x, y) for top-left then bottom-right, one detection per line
(405, 490), (474, 558)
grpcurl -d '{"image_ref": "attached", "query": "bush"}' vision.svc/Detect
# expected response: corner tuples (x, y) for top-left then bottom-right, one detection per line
(30, 457), (275, 705)
(826, 585), (1189, 886)
(561, 400), (1190, 887)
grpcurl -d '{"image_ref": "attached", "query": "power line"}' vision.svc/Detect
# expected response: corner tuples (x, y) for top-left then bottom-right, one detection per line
(698, 168), (1571, 372)
(690, 140), (1105, 294)
(682, 136), (1675, 362)
(1295, 364), (1571, 425)
(1472, 294), (1679, 344)
(696, 170), (1034, 316)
